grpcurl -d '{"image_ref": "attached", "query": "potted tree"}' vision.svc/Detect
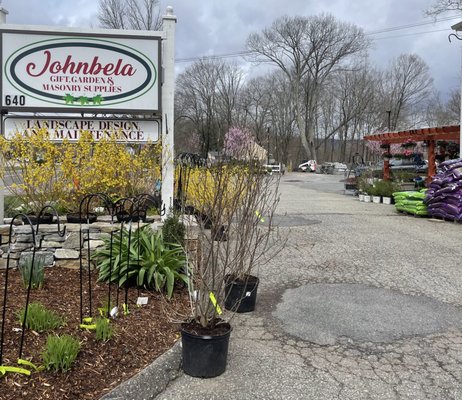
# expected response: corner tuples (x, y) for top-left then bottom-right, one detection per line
(181, 157), (281, 378)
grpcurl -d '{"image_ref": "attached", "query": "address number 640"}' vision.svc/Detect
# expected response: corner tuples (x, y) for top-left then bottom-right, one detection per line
(4, 95), (26, 106)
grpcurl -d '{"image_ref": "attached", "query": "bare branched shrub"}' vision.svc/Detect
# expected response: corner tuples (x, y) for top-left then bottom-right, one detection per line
(184, 160), (283, 328)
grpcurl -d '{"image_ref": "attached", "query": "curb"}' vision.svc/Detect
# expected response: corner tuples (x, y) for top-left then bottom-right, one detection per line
(100, 341), (183, 400)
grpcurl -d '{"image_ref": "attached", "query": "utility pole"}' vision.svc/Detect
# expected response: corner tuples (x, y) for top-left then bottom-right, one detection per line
(386, 110), (391, 132)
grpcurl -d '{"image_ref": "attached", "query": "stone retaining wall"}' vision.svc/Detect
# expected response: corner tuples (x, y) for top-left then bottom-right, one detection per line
(0, 215), (162, 270)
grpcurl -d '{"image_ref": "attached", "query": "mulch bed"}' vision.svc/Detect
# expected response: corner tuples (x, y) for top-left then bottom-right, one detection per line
(0, 266), (190, 400)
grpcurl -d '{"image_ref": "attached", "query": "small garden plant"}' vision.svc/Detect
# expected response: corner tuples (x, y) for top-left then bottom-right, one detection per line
(93, 226), (187, 298)
(41, 334), (80, 373)
(95, 317), (113, 342)
(18, 302), (65, 332)
(161, 212), (185, 247)
(19, 254), (46, 289)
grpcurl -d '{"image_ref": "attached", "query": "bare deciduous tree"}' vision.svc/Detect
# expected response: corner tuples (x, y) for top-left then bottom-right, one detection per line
(382, 54), (434, 130)
(238, 76), (273, 145)
(425, 0), (462, 17)
(175, 59), (245, 157)
(247, 14), (369, 160)
(98, 0), (162, 30)
(424, 89), (460, 126)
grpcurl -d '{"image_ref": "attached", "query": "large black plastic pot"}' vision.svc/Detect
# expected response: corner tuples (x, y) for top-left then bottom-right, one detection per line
(181, 322), (232, 378)
(224, 274), (259, 313)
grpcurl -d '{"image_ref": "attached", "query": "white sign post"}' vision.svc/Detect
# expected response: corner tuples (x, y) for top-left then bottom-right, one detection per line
(161, 7), (176, 220)
(0, 5), (7, 222)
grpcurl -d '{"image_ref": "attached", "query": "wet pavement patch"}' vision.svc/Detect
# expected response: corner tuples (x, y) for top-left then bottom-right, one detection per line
(268, 214), (321, 227)
(274, 283), (462, 345)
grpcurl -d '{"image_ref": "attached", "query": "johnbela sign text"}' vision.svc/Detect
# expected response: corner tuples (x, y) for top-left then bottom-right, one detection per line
(1, 29), (161, 114)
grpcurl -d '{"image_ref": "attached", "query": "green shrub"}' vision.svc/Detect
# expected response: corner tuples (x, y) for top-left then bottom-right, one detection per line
(93, 225), (187, 298)
(362, 184), (375, 195)
(367, 185), (377, 196)
(4, 195), (22, 218)
(161, 212), (185, 248)
(41, 334), (80, 372)
(18, 302), (65, 332)
(374, 180), (400, 197)
(95, 317), (113, 341)
(19, 254), (46, 289)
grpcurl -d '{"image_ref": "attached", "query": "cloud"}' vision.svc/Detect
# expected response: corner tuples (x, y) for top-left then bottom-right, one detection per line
(1, 0), (460, 98)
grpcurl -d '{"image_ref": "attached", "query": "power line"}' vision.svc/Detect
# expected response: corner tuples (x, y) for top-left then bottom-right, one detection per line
(365, 14), (460, 34)
(176, 16), (461, 63)
(373, 28), (451, 40)
(177, 50), (252, 63)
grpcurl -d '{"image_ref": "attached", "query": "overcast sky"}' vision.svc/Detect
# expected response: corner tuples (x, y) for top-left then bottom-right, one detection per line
(2, 0), (462, 99)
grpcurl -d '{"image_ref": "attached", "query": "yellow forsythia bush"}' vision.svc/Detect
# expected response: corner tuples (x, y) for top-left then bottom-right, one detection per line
(0, 128), (161, 214)
(180, 163), (250, 220)
(0, 128), (67, 214)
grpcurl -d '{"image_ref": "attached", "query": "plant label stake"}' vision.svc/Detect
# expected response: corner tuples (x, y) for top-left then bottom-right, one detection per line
(209, 292), (222, 315)
(110, 306), (119, 318)
(136, 297), (149, 306)
(255, 210), (265, 223)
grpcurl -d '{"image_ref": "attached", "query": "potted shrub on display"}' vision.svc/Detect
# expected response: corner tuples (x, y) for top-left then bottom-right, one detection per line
(181, 157), (281, 378)
(368, 185), (381, 204)
(374, 180), (399, 205)
(362, 183), (373, 203)
(357, 177), (368, 201)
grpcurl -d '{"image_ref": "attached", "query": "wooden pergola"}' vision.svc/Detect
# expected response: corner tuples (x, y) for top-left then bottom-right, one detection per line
(364, 125), (460, 182)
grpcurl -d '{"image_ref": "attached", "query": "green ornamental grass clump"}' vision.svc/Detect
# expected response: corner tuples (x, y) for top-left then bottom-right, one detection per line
(41, 334), (80, 373)
(95, 317), (113, 341)
(19, 254), (46, 289)
(18, 302), (65, 332)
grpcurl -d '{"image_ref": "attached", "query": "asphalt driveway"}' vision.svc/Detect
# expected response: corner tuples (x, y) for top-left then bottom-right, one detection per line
(152, 172), (462, 400)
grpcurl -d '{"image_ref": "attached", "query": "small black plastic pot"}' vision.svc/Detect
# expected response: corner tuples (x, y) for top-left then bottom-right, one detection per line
(224, 274), (259, 313)
(22, 213), (54, 225)
(115, 211), (146, 223)
(211, 225), (228, 241)
(66, 212), (98, 224)
(181, 322), (232, 378)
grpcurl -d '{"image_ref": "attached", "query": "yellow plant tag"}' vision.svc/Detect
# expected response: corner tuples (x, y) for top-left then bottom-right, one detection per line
(17, 359), (42, 371)
(0, 365), (31, 376)
(255, 210), (265, 223)
(209, 292), (222, 315)
(79, 323), (97, 330)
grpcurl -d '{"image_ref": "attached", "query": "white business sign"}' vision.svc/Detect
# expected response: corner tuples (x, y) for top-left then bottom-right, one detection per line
(1, 28), (161, 114)
(4, 117), (159, 143)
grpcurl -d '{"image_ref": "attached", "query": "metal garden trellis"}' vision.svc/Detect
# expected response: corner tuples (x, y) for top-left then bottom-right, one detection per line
(0, 205), (65, 376)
